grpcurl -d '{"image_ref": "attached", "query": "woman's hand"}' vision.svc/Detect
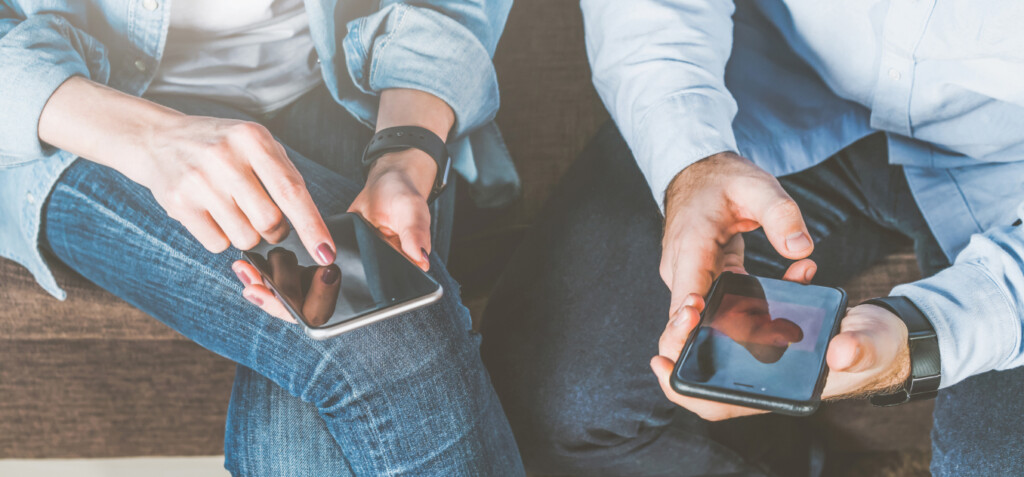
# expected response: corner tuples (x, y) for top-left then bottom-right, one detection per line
(349, 148), (437, 271)
(38, 77), (335, 263)
(136, 115), (334, 260)
(232, 88), (454, 321)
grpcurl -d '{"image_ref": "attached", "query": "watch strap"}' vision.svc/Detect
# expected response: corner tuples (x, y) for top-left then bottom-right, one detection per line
(863, 296), (941, 406)
(361, 126), (451, 203)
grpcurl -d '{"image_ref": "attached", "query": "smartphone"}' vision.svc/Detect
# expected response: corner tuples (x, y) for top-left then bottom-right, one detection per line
(241, 213), (442, 340)
(670, 272), (846, 416)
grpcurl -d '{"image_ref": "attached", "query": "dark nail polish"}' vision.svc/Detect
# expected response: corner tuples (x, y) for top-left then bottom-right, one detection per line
(233, 268), (251, 286)
(244, 293), (263, 307)
(321, 266), (340, 285)
(421, 248), (430, 263)
(315, 243), (335, 265)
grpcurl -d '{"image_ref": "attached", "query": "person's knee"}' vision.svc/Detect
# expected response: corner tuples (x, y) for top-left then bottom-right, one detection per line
(494, 362), (658, 474)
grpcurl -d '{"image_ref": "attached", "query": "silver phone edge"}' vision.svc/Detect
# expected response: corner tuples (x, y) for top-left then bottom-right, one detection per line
(302, 284), (444, 340)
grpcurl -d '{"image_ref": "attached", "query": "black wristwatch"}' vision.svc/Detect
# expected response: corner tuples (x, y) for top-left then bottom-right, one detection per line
(361, 126), (451, 203)
(862, 296), (941, 406)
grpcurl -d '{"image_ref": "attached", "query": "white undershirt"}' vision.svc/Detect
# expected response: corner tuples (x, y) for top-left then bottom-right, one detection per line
(148, 0), (323, 114)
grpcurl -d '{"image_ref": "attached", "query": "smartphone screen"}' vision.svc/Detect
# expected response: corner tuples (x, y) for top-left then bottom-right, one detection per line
(675, 274), (843, 402)
(243, 213), (440, 330)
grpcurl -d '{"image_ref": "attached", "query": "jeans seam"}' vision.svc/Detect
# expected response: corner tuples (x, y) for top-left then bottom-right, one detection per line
(57, 183), (239, 291)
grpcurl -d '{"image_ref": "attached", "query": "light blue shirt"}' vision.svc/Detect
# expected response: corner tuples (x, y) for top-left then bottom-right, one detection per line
(0, 0), (517, 299)
(583, 0), (1024, 388)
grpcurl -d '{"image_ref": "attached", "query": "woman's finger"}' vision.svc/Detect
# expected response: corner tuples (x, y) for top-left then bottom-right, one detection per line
(207, 195), (262, 251)
(249, 142), (335, 266)
(230, 168), (288, 244)
(179, 209), (231, 253)
(231, 260), (263, 287)
(241, 284), (295, 322)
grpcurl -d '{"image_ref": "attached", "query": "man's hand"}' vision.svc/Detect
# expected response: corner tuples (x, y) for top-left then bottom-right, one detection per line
(651, 298), (912, 421)
(660, 152), (814, 320)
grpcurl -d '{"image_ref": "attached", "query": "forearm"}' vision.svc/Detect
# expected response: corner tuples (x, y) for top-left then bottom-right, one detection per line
(891, 223), (1024, 388)
(38, 76), (182, 179)
(582, 0), (738, 212)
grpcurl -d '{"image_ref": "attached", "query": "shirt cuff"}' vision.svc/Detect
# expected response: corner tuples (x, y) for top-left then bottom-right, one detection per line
(342, 4), (500, 138)
(0, 14), (109, 164)
(630, 92), (738, 212)
(891, 261), (1020, 388)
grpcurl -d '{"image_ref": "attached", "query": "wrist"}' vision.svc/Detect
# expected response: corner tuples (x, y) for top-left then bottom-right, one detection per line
(366, 148), (438, 200)
(40, 77), (184, 178)
(664, 151), (744, 214)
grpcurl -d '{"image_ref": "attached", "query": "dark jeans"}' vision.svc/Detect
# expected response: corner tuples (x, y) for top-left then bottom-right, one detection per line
(41, 86), (523, 476)
(480, 125), (991, 476)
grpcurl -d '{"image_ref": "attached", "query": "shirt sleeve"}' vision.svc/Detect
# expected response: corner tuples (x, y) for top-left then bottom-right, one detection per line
(891, 205), (1024, 388)
(0, 5), (110, 165)
(342, 0), (511, 139)
(581, 0), (739, 211)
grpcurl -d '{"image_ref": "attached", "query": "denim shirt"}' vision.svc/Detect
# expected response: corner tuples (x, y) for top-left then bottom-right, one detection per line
(583, 0), (1024, 388)
(0, 0), (517, 300)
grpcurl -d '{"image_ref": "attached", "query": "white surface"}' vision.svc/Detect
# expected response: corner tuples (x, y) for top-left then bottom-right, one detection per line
(0, 456), (230, 477)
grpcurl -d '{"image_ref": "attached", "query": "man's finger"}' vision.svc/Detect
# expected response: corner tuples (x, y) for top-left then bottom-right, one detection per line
(782, 258), (817, 284)
(651, 355), (765, 421)
(721, 234), (746, 274)
(827, 331), (875, 373)
(665, 227), (722, 313)
(740, 180), (813, 260)
(659, 304), (701, 361)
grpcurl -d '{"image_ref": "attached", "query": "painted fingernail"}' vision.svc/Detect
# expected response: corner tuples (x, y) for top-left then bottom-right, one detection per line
(244, 293), (263, 307)
(671, 312), (689, 328)
(421, 248), (430, 263)
(315, 243), (335, 265)
(683, 295), (697, 307)
(233, 267), (251, 286)
(321, 266), (340, 285)
(786, 232), (812, 252)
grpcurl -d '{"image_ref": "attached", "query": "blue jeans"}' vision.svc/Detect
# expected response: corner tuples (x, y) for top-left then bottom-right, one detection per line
(41, 86), (523, 476)
(478, 126), (1002, 476)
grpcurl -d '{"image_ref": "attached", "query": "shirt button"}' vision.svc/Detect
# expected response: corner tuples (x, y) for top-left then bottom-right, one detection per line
(142, 0), (159, 11)
(26, 193), (35, 205)
(888, 68), (901, 80)
(134, 59), (148, 72)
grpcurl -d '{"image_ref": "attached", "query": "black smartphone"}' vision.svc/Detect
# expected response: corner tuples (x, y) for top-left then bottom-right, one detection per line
(241, 213), (442, 340)
(670, 272), (846, 416)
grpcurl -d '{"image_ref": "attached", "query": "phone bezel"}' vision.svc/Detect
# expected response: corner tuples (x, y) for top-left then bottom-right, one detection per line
(669, 272), (846, 416)
(241, 213), (443, 340)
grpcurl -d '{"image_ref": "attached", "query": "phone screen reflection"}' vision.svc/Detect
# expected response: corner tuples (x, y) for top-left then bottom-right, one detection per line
(245, 214), (439, 329)
(679, 277), (829, 401)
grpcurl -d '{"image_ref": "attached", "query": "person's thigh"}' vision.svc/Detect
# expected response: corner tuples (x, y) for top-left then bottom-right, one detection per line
(217, 88), (462, 475)
(480, 124), (899, 476)
(43, 120), (520, 476)
(930, 366), (1024, 476)
(226, 365), (353, 477)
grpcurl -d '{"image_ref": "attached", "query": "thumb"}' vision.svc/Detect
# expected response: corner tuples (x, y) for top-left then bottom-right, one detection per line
(744, 181), (813, 260)
(827, 331), (876, 373)
(397, 222), (432, 272)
